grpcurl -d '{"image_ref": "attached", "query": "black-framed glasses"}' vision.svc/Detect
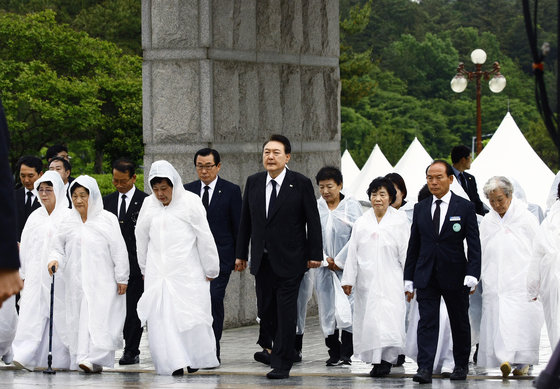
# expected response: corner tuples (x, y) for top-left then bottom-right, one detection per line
(195, 164), (216, 171)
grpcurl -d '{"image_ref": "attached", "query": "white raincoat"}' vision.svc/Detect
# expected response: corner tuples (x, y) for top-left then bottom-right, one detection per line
(50, 175), (129, 368)
(478, 199), (544, 367)
(529, 200), (560, 348)
(296, 196), (362, 336)
(0, 295), (17, 363)
(341, 206), (410, 364)
(136, 160), (220, 375)
(12, 172), (71, 369)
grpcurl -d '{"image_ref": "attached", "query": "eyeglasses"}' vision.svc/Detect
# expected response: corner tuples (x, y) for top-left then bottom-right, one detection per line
(195, 164), (216, 171)
(38, 188), (54, 194)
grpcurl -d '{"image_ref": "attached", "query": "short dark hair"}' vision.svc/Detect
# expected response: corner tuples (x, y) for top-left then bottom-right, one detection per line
(150, 177), (173, 188)
(366, 176), (397, 205)
(385, 172), (407, 201)
(70, 183), (89, 196)
(38, 181), (53, 188)
(426, 160), (454, 177)
(112, 158), (136, 178)
(17, 155), (43, 174)
(263, 134), (291, 154)
(46, 144), (68, 161)
(49, 156), (71, 173)
(193, 148), (221, 166)
(451, 145), (471, 164)
(315, 166), (343, 185)
(418, 184), (431, 202)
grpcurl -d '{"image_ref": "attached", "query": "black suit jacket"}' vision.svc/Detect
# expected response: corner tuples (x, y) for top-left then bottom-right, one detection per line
(461, 171), (488, 216)
(0, 98), (19, 269)
(14, 187), (41, 242)
(103, 188), (148, 279)
(404, 192), (481, 289)
(236, 169), (323, 278)
(184, 177), (242, 273)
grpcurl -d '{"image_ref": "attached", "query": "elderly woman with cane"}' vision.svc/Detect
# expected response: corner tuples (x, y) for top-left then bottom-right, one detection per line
(12, 171), (71, 371)
(47, 175), (129, 373)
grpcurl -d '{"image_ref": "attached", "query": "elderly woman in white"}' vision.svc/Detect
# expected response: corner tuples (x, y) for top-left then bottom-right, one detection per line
(529, 182), (560, 349)
(135, 160), (220, 376)
(12, 172), (71, 370)
(341, 176), (410, 378)
(478, 176), (544, 377)
(48, 175), (129, 373)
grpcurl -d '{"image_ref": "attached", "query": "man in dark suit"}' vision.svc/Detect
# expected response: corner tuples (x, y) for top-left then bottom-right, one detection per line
(0, 97), (23, 308)
(184, 148), (242, 362)
(404, 160), (481, 384)
(103, 158), (147, 365)
(451, 145), (488, 216)
(14, 156), (43, 242)
(45, 144), (74, 183)
(235, 134), (323, 379)
(48, 156), (72, 208)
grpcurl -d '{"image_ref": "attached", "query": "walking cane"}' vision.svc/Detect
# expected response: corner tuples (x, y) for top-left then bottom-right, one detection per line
(43, 265), (56, 375)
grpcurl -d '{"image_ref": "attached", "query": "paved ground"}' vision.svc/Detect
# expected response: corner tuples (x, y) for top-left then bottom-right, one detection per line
(0, 316), (550, 388)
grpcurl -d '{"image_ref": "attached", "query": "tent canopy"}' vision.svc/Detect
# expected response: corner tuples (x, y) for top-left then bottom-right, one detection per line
(348, 144), (393, 201)
(341, 149), (360, 192)
(394, 137), (433, 203)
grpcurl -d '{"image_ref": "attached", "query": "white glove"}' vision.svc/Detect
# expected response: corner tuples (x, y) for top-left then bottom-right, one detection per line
(404, 280), (414, 293)
(463, 275), (478, 291)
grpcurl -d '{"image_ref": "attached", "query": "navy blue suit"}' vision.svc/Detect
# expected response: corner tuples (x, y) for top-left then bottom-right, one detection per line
(404, 191), (481, 371)
(14, 187), (41, 242)
(236, 169), (322, 371)
(184, 176), (242, 359)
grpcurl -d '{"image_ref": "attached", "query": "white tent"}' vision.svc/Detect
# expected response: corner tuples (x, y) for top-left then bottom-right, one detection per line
(469, 112), (554, 210)
(341, 149), (360, 191)
(394, 137), (433, 203)
(348, 144), (393, 201)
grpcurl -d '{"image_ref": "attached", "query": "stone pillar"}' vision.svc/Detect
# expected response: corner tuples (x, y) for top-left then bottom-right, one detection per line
(142, 0), (340, 328)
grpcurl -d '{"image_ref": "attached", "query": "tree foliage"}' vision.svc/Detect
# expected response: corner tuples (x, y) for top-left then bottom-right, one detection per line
(0, 10), (142, 173)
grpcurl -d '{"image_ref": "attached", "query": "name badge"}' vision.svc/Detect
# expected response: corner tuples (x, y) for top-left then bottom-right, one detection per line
(449, 216), (461, 221)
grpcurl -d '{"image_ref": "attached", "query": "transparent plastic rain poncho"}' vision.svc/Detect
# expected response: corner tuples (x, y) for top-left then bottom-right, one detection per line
(296, 196), (362, 337)
(12, 171), (71, 368)
(530, 199), (560, 348)
(50, 175), (129, 359)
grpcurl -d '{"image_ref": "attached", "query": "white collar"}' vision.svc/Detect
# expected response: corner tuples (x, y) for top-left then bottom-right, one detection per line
(201, 176), (218, 191)
(119, 186), (136, 199)
(267, 168), (287, 187)
(432, 190), (452, 205)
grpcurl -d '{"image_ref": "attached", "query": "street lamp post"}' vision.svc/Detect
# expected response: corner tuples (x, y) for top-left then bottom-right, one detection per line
(450, 49), (507, 155)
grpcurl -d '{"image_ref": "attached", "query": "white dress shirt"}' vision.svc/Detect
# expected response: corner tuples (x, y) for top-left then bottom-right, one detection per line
(199, 177), (218, 205)
(118, 186), (136, 218)
(431, 191), (452, 234)
(266, 168), (286, 217)
(24, 188), (38, 205)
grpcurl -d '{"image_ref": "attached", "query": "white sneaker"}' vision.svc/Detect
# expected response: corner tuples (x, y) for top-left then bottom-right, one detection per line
(12, 360), (32, 371)
(79, 361), (102, 373)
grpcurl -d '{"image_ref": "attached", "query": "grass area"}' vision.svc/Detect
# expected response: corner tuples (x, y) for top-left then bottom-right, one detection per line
(90, 174), (144, 197)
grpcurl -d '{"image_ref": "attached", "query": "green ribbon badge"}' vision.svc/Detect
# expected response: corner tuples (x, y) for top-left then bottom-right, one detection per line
(453, 223), (461, 232)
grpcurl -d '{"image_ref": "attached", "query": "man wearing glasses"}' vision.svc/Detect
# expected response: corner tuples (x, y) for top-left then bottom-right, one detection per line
(184, 148), (242, 363)
(103, 158), (148, 366)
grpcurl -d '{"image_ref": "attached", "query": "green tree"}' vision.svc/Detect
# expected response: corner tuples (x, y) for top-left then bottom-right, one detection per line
(0, 10), (142, 172)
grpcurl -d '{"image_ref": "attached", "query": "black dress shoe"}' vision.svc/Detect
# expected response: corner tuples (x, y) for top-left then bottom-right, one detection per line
(266, 368), (290, 379)
(186, 366), (198, 373)
(450, 366), (468, 380)
(172, 368), (184, 376)
(326, 356), (340, 366)
(393, 354), (405, 367)
(370, 360), (392, 377)
(254, 350), (271, 365)
(339, 357), (351, 366)
(119, 351), (139, 365)
(413, 368), (432, 384)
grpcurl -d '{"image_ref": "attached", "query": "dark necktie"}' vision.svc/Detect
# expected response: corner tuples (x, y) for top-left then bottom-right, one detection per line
(433, 199), (442, 236)
(119, 194), (127, 221)
(202, 185), (210, 209)
(25, 191), (33, 216)
(459, 173), (468, 192)
(268, 180), (277, 218)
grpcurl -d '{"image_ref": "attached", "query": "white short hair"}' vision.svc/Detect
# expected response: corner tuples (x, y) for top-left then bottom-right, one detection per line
(483, 176), (513, 199)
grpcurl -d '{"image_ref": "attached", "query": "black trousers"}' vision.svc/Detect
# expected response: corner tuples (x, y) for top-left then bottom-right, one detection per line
(123, 276), (144, 356)
(210, 271), (231, 359)
(255, 254), (303, 371)
(416, 278), (471, 370)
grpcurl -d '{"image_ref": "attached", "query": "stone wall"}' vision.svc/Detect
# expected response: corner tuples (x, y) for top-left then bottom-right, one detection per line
(142, 0), (340, 328)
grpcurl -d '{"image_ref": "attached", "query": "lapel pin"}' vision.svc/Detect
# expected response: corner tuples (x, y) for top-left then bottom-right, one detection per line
(290, 184), (293, 188)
